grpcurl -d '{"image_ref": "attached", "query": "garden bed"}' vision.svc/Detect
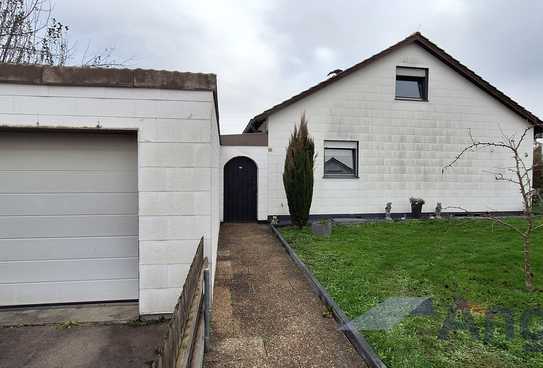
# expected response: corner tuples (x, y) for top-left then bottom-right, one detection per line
(280, 218), (543, 368)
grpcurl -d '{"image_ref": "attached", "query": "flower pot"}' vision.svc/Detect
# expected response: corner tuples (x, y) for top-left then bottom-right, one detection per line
(411, 203), (423, 218)
(311, 221), (332, 237)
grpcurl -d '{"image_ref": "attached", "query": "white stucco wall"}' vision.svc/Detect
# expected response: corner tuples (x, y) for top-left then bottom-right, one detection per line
(265, 43), (533, 216)
(220, 146), (268, 221)
(209, 106), (220, 285)
(0, 83), (220, 315)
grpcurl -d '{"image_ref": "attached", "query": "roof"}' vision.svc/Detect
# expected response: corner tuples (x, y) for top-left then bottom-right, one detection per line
(324, 157), (355, 175)
(0, 63), (221, 142)
(244, 32), (542, 133)
(221, 133), (268, 146)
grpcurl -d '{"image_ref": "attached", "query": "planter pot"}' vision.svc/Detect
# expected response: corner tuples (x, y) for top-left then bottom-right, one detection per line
(311, 221), (332, 237)
(411, 204), (423, 218)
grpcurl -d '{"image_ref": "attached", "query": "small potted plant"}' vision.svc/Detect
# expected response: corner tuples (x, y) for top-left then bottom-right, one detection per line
(409, 197), (425, 218)
(311, 218), (332, 237)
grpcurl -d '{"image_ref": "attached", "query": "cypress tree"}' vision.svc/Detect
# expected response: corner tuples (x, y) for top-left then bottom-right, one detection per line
(282, 113), (315, 228)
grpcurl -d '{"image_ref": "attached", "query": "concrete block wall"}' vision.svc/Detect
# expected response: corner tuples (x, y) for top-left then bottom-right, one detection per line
(266, 43), (533, 216)
(0, 83), (219, 315)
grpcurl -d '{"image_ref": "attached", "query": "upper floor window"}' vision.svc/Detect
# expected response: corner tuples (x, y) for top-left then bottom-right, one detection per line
(395, 67), (428, 101)
(324, 140), (358, 178)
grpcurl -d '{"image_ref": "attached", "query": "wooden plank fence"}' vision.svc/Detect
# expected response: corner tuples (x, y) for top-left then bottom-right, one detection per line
(151, 237), (206, 368)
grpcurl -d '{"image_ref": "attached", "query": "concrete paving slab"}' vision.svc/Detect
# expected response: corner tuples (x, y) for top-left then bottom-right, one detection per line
(205, 337), (266, 363)
(0, 302), (139, 326)
(215, 260), (233, 280)
(210, 286), (241, 338)
(331, 218), (370, 224)
(0, 321), (167, 368)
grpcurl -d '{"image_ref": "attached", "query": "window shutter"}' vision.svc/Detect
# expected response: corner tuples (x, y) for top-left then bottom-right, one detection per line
(396, 67), (426, 77)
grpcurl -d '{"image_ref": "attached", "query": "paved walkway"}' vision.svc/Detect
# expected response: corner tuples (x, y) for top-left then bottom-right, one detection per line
(204, 223), (366, 368)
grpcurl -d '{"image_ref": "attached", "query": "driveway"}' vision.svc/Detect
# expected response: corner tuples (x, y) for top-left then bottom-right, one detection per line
(0, 303), (167, 368)
(204, 223), (366, 368)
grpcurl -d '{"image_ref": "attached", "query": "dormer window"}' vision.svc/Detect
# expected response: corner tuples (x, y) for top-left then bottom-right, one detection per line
(395, 67), (428, 101)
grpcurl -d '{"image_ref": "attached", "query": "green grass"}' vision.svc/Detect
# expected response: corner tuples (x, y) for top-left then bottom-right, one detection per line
(281, 218), (543, 368)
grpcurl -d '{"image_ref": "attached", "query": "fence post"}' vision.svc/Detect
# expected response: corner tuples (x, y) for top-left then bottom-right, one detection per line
(203, 267), (211, 352)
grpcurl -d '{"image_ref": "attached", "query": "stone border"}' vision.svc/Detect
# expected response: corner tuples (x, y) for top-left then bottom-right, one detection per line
(269, 210), (524, 224)
(270, 225), (387, 368)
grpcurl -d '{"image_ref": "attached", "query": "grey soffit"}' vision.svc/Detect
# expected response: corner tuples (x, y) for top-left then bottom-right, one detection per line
(244, 32), (542, 133)
(220, 133), (268, 146)
(0, 130), (139, 306)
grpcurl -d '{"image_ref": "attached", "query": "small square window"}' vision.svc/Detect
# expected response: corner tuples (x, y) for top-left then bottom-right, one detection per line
(324, 140), (358, 178)
(396, 67), (428, 101)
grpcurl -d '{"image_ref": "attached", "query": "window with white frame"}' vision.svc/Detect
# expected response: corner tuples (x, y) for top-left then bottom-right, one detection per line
(324, 140), (358, 178)
(395, 67), (428, 101)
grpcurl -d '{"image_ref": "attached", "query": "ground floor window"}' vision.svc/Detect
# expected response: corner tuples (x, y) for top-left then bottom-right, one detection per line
(324, 140), (358, 178)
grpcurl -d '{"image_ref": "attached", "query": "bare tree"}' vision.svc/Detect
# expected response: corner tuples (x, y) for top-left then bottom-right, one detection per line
(443, 126), (543, 292)
(0, 0), (125, 67)
(79, 44), (128, 68)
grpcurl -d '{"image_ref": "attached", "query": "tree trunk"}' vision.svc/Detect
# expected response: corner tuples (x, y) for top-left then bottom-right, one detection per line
(523, 236), (534, 292)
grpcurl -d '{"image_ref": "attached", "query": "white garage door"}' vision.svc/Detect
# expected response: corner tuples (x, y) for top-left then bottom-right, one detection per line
(0, 130), (139, 306)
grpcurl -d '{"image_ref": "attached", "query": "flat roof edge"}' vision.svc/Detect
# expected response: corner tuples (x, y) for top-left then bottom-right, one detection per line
(0, 63), (217, 91)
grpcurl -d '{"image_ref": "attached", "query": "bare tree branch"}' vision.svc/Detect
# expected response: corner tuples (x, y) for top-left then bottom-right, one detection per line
(0, 0), (126, 67)
(443, 125), (540, 292)
(443, 206), (526, 236)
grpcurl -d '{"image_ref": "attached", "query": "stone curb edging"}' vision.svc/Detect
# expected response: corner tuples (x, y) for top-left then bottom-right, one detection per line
(270, 224), (387, 368)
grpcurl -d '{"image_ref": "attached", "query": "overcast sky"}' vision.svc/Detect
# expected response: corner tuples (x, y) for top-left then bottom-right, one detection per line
(54, 0), (542, 134)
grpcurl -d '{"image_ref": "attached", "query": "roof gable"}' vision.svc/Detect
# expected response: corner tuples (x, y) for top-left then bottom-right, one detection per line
(324, 157), (355, 175)
(244, 32), (541, 133)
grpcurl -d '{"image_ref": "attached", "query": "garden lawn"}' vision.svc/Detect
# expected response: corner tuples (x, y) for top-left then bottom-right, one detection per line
(281, 218), (543, 368)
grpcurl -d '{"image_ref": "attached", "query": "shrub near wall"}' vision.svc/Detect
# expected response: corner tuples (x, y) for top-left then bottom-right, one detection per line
(283, 113), (315, 228)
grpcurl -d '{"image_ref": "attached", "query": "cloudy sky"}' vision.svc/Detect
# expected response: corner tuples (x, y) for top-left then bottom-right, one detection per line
(54, 0), (542, 134)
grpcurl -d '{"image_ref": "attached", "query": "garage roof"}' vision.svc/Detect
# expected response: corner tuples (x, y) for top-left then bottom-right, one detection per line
(0, 63), (222, 141)
(0, 63), (216, 91)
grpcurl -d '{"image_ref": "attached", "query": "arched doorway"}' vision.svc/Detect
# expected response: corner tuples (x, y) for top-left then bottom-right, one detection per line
(224, 156), (257, 222)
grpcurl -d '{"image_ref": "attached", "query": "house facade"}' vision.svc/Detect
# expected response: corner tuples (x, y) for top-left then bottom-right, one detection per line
(238, 33), (541, 220)
(0, 33), (540, 316)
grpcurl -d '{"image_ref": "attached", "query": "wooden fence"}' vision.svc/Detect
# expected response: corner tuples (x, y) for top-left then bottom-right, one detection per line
(151, 237), (207, 368)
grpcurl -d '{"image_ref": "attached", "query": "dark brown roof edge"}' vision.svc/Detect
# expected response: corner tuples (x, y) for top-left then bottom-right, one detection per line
(221, 133), (268, 146)
(244, 32), (542, 132)
(0, 63), (217, 91)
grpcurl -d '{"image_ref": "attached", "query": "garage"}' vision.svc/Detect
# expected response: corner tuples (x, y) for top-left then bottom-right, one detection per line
(0, 130), (139, 306)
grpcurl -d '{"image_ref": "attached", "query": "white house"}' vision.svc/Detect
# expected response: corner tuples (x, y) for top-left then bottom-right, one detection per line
(0, 33), (541, 316)
(237, 32), (542, 221)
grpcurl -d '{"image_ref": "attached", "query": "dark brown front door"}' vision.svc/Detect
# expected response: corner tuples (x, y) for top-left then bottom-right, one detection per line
(224, 157), (257, 222)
